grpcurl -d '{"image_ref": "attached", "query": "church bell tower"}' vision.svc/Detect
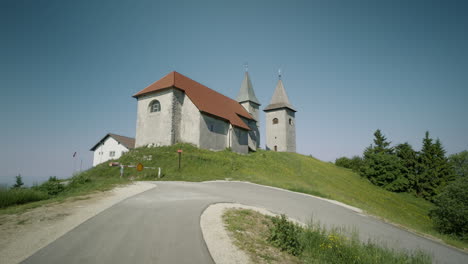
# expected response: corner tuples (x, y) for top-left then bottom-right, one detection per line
(264, 70), (296, 152)
(237, 65), (261, 151)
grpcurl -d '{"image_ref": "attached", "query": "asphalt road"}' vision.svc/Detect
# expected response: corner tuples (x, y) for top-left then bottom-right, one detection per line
(23, 181), (467, 264)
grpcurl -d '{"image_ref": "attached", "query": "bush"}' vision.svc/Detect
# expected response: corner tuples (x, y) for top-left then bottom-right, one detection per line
(268, 214), (304, 256)
(335, 156), (363, 173)
(429, 177), (468, 240)
(69, 174), (92, 186)
(37, 176), (65, 196)
(0, 188), (48, 208)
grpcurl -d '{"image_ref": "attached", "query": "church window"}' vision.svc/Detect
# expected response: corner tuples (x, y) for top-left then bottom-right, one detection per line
(289, 118), (292, 125)
(273, 118), (279, 124)
(149, 100), (161, 113)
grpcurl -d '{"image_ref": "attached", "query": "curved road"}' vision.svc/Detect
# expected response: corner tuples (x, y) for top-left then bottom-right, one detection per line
(23, 181), (467, 264)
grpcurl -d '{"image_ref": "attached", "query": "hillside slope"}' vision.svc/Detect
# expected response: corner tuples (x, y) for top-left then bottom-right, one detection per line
(84, 143), (462, 249)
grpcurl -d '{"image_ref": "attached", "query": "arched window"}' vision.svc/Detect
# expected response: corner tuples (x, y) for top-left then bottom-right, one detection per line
(272, 118), (279, 124)
(149, 100), (161, 113)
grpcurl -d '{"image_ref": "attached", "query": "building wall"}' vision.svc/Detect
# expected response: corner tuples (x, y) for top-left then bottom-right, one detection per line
(178, 92), (201, 146)
(92, 137), (129, 166)
(199, 114), (229, 151)
(240, 102), (260, 150)
(135, 89), (174, 147)
(285, 109), (296, 152)
(230, 126), (249, 154)
(265, 109), (296, 152)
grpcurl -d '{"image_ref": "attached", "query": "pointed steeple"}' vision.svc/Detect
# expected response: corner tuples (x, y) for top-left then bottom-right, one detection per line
(264, 72), (296, 112)
(237, 69), (260, 105)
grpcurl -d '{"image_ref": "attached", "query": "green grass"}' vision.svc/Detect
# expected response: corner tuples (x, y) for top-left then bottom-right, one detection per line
(224, 208), (432, 264)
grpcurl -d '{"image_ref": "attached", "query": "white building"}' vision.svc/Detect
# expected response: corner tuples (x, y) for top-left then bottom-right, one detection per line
(133, 71), (258, 154)
(90, 133), (135, 166)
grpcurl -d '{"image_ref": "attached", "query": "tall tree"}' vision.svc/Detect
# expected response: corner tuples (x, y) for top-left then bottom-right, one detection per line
(416, 132), (454, 200)
(395, 142), (418, 191)
(369, 129), (393, 155)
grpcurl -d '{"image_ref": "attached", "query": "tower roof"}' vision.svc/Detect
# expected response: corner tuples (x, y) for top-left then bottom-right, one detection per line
(236, 71), (260, 105)
(133, 71), (254, 130)
(264, 79), (296, 112)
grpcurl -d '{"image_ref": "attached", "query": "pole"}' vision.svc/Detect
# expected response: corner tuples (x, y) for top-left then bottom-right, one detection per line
(178, 152), (181, 170)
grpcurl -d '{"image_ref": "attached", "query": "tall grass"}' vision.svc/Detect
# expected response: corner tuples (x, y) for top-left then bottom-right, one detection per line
(0, 187), (48, 208)
(299, 222), (431, 264)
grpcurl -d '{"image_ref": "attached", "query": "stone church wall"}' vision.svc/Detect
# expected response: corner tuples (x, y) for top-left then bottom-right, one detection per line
(199, 114), (229, 151)
(135, 89), (174, 147)
(178, 94), (201, 146)
(230, 126), (248, 154)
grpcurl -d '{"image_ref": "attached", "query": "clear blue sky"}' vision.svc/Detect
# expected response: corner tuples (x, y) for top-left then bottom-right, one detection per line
(1, 0), (467, 186)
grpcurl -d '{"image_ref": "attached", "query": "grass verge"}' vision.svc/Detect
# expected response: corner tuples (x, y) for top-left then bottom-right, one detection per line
(223, 208), (432, 264)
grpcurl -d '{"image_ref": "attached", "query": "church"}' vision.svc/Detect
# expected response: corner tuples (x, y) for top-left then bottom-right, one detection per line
(133, 70), (297, 154)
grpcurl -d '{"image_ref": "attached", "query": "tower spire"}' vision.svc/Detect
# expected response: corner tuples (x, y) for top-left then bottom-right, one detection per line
(236, 64), (260, 105)
(264, 71), (296, 112)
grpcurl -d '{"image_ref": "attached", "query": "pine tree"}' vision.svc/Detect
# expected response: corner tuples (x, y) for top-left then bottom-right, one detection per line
(395, 143), (418, 192)
(370, 129), (393, 155)
(360, 130), (407, 191)
(416, 132), (454, 200)
(13, 174), (24, 188)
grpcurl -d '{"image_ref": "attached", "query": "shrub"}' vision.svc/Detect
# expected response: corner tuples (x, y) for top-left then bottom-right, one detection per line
(69, 174), (92, 186)
(268, 214), (304, 256)
(37, 176), (65, 196)
(335, 156), (363, 172)
(429, 177), (468, 240)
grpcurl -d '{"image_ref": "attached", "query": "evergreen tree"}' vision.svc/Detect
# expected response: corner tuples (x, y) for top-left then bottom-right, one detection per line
(13, 174), (24, 188)
(416, 132), (454, 200)
(360, 130), (408, 192)
(369, 129), (393, 155)
(395, 143), (418, 191)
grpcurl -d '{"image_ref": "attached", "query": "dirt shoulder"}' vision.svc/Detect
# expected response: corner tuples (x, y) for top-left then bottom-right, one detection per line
(0, 181), (155, 264)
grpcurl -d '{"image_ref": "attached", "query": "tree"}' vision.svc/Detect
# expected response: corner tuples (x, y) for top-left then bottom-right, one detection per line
(395, 143), (418, 191)
(429, 177), (468, 239)
(449, 150), (468, 178)
(13, 174), (24, 188)
(369, 129), (393, 155)
(360, 130), (408, 192)
(416, 132), (454, 200)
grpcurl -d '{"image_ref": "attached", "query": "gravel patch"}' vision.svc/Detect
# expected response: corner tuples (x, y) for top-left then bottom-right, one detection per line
(0, 181), (155, 264)
(200, 203), (305, 264)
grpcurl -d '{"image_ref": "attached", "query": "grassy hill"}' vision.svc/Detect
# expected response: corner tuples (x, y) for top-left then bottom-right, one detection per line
(28, 143), (468, 249)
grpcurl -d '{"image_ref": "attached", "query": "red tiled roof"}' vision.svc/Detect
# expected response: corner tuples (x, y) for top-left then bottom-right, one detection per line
(133, 71), (253, 130)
